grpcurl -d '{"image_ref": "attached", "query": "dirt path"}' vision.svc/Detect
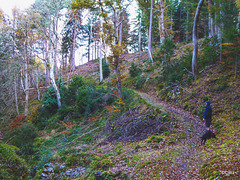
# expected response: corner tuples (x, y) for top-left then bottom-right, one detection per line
(136, 91), (207, 179)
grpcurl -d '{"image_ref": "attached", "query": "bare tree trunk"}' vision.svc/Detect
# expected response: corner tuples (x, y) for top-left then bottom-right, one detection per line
(50, 55), (61, 108)
(70, 11), (82, 71)
(94, 39), (97, 60)
(14, 76), (19, 115)
(186, 8), (189, 41)
(148, 0), (154, 63)
(88, 18), (92, 62)
(113, 7), (123, 98)
(235, 55), (238, 76)
(159, 0), (165, 44)
(49, 20), (61, 108)
(192, 0), (205, 80)
(99, 18), (103, 82)
(35, 68), (40, 101)
(71, 18), (77, 71)
(54, 18), (58, 77)
(45, 39), (50, 86)
(138, 10), (142, 55)
(119, 21), (123, 46)
(116, 56), (123, 98)
(20, 71), (25, 93)
(24, 64), (29, 116)
(208, 0), (214, 37)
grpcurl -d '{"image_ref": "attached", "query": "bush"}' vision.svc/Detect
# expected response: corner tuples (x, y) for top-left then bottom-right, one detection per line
(40, 86), (59, 116)
(102, 60), (111, 79)
(76, 88), (89, 114)
(129, 62), (142, 77)
(0, 141), (29, 179)
(158, 38), (176, 63)
(12, 123), (38, 155)
(65, 154), (79, 166)
(63, 75), (85, 105)
(158, 83), (164, 90)
(134, 76), (146, 89)
(199, 36), (219, 69)
(77, 84), (108, 118)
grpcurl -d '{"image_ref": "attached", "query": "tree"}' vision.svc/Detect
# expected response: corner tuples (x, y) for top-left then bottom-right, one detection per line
(148, 0), (154, 62)
(71, 10), (82, 71)
(32, 0), (68, 108)
(192, 0), (205, 80)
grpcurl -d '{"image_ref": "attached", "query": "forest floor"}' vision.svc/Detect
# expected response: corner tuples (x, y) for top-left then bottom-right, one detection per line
(95, 91), (208, 179)
(63, 53), (239, 179)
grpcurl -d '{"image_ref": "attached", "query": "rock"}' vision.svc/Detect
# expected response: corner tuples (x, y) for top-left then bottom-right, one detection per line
(41, 173), (47, 178)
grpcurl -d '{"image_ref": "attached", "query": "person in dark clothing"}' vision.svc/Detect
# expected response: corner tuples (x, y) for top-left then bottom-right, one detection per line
(203, 101), (212, 130)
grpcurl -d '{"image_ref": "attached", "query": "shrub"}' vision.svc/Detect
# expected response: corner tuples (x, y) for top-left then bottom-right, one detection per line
(65, 154), (79, 166)
(12, 123), (38, 155)
(158, 38), (176, 63)
(129, 62), (142, 77)
(102, 60), (111, 78)
(63, 75), (85, 105)
(76, 84), (107, 118)
(158, 83), (164, 90)
(40, 86), (60, 116)
(76, 88), (89, 114)
(0, 141), (29, 179)
(134, 76), (146, 89)
(199, 36), (219, 69)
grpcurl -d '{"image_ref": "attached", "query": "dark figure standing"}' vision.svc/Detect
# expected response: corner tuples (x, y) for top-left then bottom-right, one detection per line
(203, 101), (212, 130)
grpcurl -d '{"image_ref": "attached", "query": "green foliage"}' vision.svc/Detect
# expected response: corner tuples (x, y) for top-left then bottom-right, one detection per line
(65, 154), (79, 166)
(76, 88), (89, 114)
(0, 141), (29, 179)
(63, 75), (86, 105)
(199, 36), (219, 68)
(158, 83), (164, 90)
(12, 123), (38, 155)
(158, 38), (176, 63)
(160, 113), (169, 122)
(90, 158), (113, 170)
(103, 59), (111, 79)
(134, 75), (146, 89)
(40, 86), (59, 116)
(161, 47), (192, 84)
(80, 85), (107, 118)
(129, 62), (142, 77)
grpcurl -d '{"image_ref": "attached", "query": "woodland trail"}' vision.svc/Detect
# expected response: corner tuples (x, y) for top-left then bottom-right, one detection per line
(135, 91), (207, 179)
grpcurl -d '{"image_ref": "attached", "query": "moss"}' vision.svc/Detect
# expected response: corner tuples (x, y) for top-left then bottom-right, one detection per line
(0, 141), (29, 179)
(65, 154), (79, 166)
(90, 158), (113, 170)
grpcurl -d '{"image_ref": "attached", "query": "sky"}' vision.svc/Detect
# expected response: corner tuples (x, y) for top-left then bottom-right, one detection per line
(0, 0), (35, 17)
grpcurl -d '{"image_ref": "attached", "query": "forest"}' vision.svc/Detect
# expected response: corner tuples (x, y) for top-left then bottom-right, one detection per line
(0, 0), (239, 179)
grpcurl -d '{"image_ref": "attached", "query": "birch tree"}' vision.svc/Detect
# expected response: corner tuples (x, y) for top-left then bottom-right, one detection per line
(148, 0), (154, 62)
(192, 0), (205, 79)
(33, 0), (67, 108)
(138, 10), (142, 55)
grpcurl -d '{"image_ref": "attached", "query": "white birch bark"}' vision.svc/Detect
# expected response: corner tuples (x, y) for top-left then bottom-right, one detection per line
(14, 76), (19, 115)
(35, 69), (40, 101)
(49, 56), (61, 108)
(24, 63), (29, 116)
(208, 0), (214, 37)
(138, 10), (142, 55)
(192, 0), (205, 79)
(99, 18), (103, 82)
(148, 0), (154, 63)
(159, 0), (165, 44)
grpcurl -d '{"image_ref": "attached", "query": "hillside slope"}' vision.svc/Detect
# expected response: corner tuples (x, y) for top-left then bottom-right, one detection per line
(58, 53), (240, 179)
